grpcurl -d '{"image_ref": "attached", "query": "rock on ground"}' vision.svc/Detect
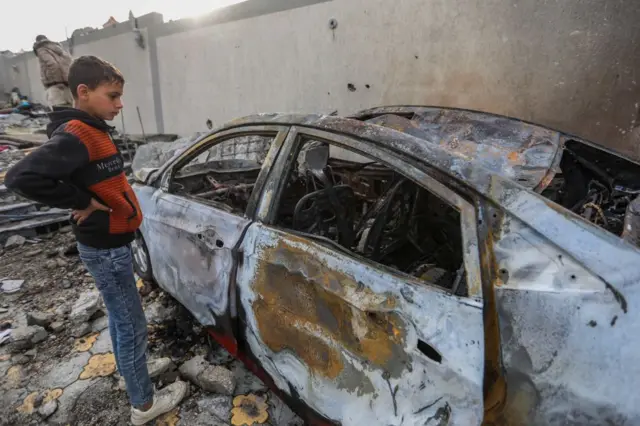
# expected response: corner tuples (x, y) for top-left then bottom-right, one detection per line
(199, 365), (235, 395)
(69, 290), (101, 323)
(8, 325), (48, 352)
(27, 310), (54, 328)
(179, 355), (235, 395)
(38, 399), (58, 419)
(145, 300), (178, 324)
(50, 321), (65, 333)
(1, 279), (25, 294)
(70, 322), (92, 338)
(179, 355), (207, 383)
(197, 395), (232, 422)
(4, 235), (26, 249)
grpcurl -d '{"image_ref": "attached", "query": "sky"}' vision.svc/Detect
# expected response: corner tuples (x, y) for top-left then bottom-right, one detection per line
(1, 0), (243, 52)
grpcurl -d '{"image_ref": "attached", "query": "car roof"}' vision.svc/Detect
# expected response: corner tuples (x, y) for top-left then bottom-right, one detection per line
(225, 106), (563, 190)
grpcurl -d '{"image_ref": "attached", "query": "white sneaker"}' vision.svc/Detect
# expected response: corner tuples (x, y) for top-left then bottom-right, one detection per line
(130, 381), (188, 425)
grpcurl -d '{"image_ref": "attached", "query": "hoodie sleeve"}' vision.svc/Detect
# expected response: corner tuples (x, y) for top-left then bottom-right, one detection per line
(5, 132), (92, 210)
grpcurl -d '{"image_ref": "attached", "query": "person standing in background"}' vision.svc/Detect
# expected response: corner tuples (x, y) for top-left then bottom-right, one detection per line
(33, 35), (73, 108)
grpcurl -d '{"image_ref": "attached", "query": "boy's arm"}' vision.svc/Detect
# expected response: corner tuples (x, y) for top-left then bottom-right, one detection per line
(5, 133), (92, 210)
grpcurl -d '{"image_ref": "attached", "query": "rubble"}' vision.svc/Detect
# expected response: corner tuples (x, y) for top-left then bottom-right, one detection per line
(69, 322), (92, 338)
(8, 325), (48, 352)
(145, 299), (178, 324)
(37, 399), (58, 419)
(0, 226), (303, 426)
(49, 321), (65, 333)
(1, 279), (24, 294)
(199, 365), (235, 395)
(4, 235), (26, 249)
(197, 395), (232, 422)
(69, 290), (101, 323)
(26, 311), (54, 328)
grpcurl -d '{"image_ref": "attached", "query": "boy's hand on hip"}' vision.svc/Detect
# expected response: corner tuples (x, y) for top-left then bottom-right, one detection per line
(72, 199), (111, 225)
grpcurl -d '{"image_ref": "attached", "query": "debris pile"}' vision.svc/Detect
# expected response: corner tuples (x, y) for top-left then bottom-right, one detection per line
(0, 113), (48, 137)
(0, 226), (303, 426)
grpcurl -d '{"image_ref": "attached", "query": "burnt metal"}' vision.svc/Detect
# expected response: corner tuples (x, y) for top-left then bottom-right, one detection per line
(133, 106), (640, 426)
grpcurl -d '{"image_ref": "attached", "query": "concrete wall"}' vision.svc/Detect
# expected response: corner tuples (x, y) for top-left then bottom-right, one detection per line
(72, 29), (156, 134)
(0, 54), (32, 100)
(26, 55), (46, 104)
(2, 0), (640, 160)
(155, 0), (640, 159)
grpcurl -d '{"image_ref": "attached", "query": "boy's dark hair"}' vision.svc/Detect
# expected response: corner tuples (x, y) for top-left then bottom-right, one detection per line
(68, 56), (125, 99)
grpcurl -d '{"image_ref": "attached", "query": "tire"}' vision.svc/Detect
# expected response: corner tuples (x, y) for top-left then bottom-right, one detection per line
(132, 231), (153, 282)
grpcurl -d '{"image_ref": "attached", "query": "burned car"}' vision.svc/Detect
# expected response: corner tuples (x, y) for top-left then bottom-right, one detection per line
(131, 106), (640, 426)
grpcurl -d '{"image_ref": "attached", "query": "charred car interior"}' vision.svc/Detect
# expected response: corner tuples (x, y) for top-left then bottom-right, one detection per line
(541, 140), (640, 239)
(170, 132), (466, 295)
(169, 134), (274, 214)
(275, 138), (466, 295)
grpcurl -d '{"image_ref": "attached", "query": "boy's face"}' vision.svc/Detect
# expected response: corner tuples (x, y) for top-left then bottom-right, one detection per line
(77, 81), (124, 121)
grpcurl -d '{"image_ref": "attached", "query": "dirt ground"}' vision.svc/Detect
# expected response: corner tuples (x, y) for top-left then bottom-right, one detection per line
(0, 228), (303, 426)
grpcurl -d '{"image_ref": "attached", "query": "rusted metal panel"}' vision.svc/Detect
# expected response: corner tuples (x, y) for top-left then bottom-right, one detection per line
(358, 108), (561, 189)
(485, 179), (640, 425)
(237, 223), (485, 425)
(133, 110), (640, 424)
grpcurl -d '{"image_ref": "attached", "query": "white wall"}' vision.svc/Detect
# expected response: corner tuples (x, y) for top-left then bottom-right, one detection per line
(2, 0), (640, 159)
(1, 57), (30, 100)
(155, 0), (640, 159)
(26, 55), (46, 104)
(72, 29), (156, 134)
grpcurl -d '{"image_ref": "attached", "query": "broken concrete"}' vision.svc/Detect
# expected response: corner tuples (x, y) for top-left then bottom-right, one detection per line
(145, 299), (178, 324)
(4, 234), (26, 249)
(7, 325), (48, 352)
(49, 321), (65, 333)
(69, 322), (92, 338)
(1, 279), (24, 294)
(178, 355), (235, 395)
(26, 311), (54, 328)
(197, 394), (232, 422)
(199, 365), (235, 395)
(69, 290), (100, 323)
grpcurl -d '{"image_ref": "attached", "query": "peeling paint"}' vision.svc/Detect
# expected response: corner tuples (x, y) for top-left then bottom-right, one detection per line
(134, 108), (640, 426)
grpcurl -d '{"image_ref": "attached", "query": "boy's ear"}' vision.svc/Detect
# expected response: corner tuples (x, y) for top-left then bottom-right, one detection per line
(76, 84), (90, 100)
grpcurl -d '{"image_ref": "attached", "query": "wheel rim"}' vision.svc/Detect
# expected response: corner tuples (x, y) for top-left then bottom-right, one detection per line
(131, 236), (148, 274)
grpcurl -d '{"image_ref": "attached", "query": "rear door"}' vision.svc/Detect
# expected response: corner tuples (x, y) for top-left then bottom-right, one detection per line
(138, 126), (288, 339)
(235, 128), (485, 425)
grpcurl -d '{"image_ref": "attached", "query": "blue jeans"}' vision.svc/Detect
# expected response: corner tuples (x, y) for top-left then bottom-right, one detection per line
(77, 243), (153, 407)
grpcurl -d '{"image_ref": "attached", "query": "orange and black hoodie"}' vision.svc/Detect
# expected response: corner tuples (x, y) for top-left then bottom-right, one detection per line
(5, 107), (142, 249)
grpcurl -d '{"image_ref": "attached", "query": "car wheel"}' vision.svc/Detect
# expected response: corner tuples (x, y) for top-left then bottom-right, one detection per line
(132, 231), (153, 281)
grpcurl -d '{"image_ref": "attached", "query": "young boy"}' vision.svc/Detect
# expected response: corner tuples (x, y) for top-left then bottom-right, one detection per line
(5, 56), (186, 425)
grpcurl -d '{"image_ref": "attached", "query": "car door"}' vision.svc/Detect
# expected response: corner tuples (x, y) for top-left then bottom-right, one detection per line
(235, 127), (485, 425)
(139, 126), (289, 340)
